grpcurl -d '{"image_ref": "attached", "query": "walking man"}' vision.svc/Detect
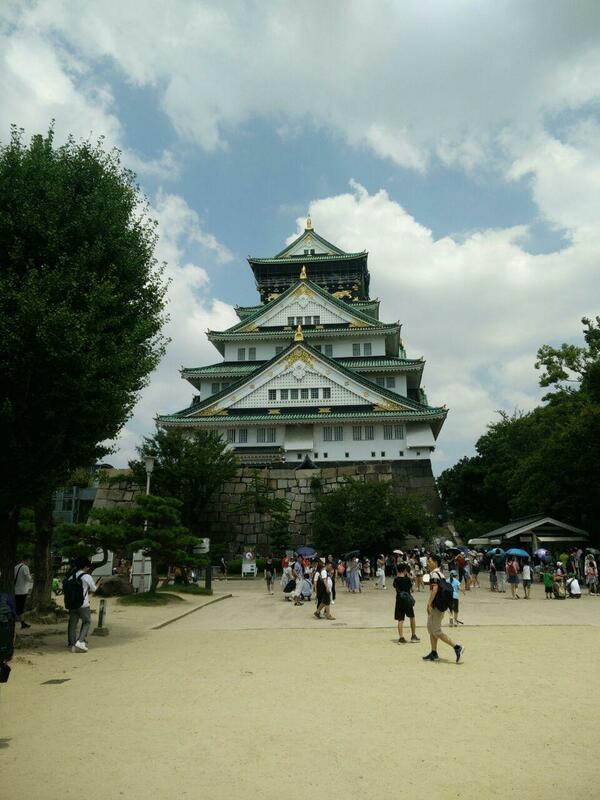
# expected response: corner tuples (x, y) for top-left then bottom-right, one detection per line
(65, 557), (102, 652)
(422, 554), (464, 663)
(14, 558), (33, 629)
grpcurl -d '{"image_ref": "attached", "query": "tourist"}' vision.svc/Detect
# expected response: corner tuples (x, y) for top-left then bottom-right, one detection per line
(553, 563), (566, 599)
(542, 566), (554, 599)
(585, 556), (598, 595)
(13, 558), (33, 630)
(413, 557), (424, 592)
(489, 560), (498, 592)
(264, 555), (275, 595)
(65, 557), (102, 653)
(566, 575), (582, 598)
(347, 557), (362, 593)
(522, 558), (532, 599)
(471, 554), (481, 588)
(375, 555), (386, 590)
(363, 557), (371, 581)
(492, 550), (506, 593)
(290, 555), (305, 606)
(281, 562), (293, 598)
(337, 560), (346, 587)
(455, 551), (466, 590)
(422, 554), (464, 663)
(506, 557), (520, 599)
(393, 563), (419, 644)
(314, 563), (335, 620)
(448, 569), (463, 627)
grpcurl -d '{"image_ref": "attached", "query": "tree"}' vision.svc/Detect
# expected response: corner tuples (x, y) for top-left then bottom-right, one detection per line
(235, 472), (291, 555)
(128, 428), (239, 537)
(0, 126), (168, 593)
(312, 479), (434, 555)
(56, 505), (133, 573)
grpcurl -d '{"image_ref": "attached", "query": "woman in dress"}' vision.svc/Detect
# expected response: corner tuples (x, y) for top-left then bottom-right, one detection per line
(347, 558), (361, 593)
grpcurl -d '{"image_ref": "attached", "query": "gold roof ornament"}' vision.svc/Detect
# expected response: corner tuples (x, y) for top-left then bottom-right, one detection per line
(305, 215), (313, 230)
(299, 265), (307, 280)
(294, 324), (304, 342)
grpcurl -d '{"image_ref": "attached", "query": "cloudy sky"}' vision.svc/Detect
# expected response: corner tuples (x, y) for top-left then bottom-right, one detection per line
(3, 1), (599, 473)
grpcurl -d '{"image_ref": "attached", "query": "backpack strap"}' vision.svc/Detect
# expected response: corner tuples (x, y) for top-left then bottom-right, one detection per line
(14, 565), (22, 588)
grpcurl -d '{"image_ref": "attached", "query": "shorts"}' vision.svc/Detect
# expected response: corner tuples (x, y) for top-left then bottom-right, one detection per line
(15, 594), (27, 616)
(522, 579), (532, 587)
(427, 608), (444, 638)
(394, 600), (414, 621)
(508, 574), (519, 584)
(451, 598), (459, 613)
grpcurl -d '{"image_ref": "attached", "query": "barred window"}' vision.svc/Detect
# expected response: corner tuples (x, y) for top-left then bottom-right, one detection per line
(386, 376), (396, 388)
(248, 347), (256, 360)
(323, 427), (333, 441)
(239, 429), (248, 443)
(352, 426), (363, 441)
(268, 389), (276, 400)
(384, 425), (393, 440)
(313, 316), (320, 325)
(211, 382), (220, 394)
(363, 343), (372, 356)
(375, 377), (385, 387)
(266, 428), (276, 443)
(287, 317), (294, 327)
(334, 426), (344, 441)
(300, 388), (309, 399)
(352, 343), (361, 356)
(364, 425), (374, 440)
(394, 424), (405, 440)
(226, 429), (236, 443)
(322, 387), (331, 399)
(304, 316), (312, 326)
(257, 428), (266, 443)
(296, 317), (303, 326)
(280, 389), (289, 400)
(324, 344), (333, 356)
(310, 388), (319, 399)
(290, 389), (298, 400)
(237, 348), (246, 361)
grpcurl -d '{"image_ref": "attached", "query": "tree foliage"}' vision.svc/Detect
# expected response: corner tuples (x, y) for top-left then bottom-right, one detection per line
(311, 479), (434, 555)
(0, 125), (168, 592)
(128, 427), (239, 536)
(438, 317), (600, 539)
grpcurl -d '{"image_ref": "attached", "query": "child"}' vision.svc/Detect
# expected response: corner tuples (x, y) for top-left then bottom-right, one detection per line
(392, 563), (419, 644)
(521, 558), (532, 599)
(449, 569), (463, 627)
(542, 567), (554, 599)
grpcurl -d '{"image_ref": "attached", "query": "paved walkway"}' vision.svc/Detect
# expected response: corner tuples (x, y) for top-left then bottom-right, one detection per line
(2, 579), (599, 799)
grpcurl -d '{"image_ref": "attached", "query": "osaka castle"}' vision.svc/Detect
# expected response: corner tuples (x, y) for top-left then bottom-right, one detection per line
(158, 218), (447, 466)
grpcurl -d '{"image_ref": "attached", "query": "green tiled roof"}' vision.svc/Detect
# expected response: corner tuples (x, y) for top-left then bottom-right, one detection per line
(165, 341), (442, 424)
(181, 356), (423, 379)
(235, 297), (380, 321)
(248, 252), (366, 265)
(220, 277), (388, 335)
(272, 228), (349, 259)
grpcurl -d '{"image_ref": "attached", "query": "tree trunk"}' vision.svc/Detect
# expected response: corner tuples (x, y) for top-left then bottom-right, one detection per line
(0, 508), (19, 595)
(150, 558), (159, 594)
(32, 496), (54, 611)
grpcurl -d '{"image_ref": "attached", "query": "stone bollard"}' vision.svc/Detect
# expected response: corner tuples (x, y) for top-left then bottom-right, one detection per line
(92, 598), (109, 636)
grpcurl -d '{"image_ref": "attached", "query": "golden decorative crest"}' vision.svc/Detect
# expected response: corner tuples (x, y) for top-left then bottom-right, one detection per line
(268, 408), (281, 415)
(291, 284), (311, 298)
(198, 406), (228, 417)
(267, 292), (280, 302)
(318, 407), (331, 414)
(333, 289), (352, 300)
(241, 323), (258, 332)
(305, 216), (313, 230)
(349, 320), (369, 328)
(294, 325), (304, 342)
(283, 347), (315, 369)
(373, 400), (403, 412)
(299, 265), (307, 280)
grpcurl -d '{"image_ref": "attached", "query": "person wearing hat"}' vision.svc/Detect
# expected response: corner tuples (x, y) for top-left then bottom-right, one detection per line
(66, 557), (103, 652)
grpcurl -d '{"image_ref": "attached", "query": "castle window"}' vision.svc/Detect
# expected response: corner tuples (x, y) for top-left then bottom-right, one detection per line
(364, 425), (374, 440)
(290, 389), (299, 400)
(352, 426), (363, 441)
(288, 317), (294, 327)
(280, 389), (289, 400)
(324, 344), (333, 356)
(386, 377), (396, 388)
(237, 348), (246, 361)
(226, 429), (236, 443)
(322, 387), (331, 399)
(239, 429), (248, 443)
(248, 347), (256, 360)
(313, 316), (320, 325)
(323, 427), (333, 442)
(211, 382), (220, 394)
(363, 343), (372, 356)
(300, 388), (309, 399)
(268, 389), (276, 400)
(334, 426), (344, 441)
(352, 343), (360, 356)
(311, 388), (319, 399)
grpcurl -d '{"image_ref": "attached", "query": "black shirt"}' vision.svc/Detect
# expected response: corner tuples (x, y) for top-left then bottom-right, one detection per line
(393, 576), (412, 595)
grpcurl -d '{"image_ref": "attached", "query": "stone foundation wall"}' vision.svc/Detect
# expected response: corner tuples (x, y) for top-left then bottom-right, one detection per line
(90, 462), (440, 555)
(205, 459), (440, 554)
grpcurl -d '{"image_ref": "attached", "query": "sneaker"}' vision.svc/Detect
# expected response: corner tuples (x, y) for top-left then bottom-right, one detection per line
(422, 652), (439, 661)
(313, 611), (321, 619)
(74, 641), (88, 652)
(454, 644), (464, 663)
(410, 635), (420, 643)
(398, 637), (407, 644)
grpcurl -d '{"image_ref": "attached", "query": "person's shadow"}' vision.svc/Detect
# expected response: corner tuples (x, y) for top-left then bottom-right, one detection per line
(0, 738), (11, 749)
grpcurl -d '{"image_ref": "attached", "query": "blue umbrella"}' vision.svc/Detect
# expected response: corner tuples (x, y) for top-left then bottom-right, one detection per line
(487, 547), (505, 555)
(296, 546), (317, 557)
(506, 548), (529, 557)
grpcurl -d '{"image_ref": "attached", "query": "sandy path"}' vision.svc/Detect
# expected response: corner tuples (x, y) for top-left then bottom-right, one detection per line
(2, 581), (599, 799)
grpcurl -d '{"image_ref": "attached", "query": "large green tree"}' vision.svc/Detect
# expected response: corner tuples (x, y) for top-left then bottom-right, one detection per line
(128, 428), (239, 538)
(312, 479), (434, 555)
(0, 126), (168, 594)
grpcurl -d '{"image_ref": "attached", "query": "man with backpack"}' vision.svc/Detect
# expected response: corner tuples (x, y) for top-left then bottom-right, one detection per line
(64, 557), (102, 653)
(422, 554), (464, 663)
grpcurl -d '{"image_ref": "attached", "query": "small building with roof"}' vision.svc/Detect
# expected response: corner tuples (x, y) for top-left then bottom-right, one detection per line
(468, 514), (589, 551)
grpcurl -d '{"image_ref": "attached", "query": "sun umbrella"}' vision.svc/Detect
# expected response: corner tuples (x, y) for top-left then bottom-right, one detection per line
(535, 548), (549, 557)
(296, 546), (316, 557)
(506, 548), (529, 557)
(393, 549), (404, 555)
(447, 544), (470, 554)
(444, 540), (454, 548)
(586, 547), (600, 555)
(487, 547), (505, 555)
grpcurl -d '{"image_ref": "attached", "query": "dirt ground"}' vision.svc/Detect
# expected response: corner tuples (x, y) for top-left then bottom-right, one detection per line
(2, 578), (600, 799)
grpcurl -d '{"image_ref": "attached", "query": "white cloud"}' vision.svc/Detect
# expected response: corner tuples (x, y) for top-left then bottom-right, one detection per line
(6, 0), (600, 170)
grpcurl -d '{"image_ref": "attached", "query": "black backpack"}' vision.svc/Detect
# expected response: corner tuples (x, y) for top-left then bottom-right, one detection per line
(63, 570), (85, 610)
(433, 575), (454, 612)
(0, 593), (16, 660)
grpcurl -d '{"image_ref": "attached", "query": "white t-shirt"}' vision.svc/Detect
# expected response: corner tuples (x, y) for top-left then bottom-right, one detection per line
(76, 571), (97, 608)
(14, 563), (32, 595)
(567, 578), (581, 596)
(522, 565), (532, 581)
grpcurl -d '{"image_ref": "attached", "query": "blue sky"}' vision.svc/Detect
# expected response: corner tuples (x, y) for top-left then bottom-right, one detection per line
(2, 1), (599, 473)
